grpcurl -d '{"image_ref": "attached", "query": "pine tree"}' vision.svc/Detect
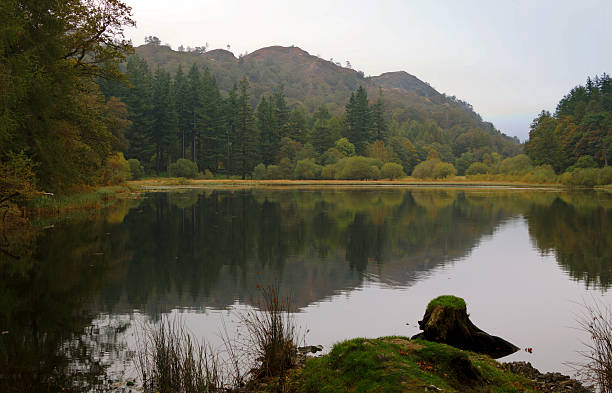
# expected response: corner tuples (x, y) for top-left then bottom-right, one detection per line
(287, 107), (308, 143)
(310, 105), (334, 154)
(234, 77), (258, 178)
(186, 64), (204, 164)
(151, 67), (178, 174)
(257, 96), (278, 165)
(198, 68), (224, 171)
(344, 86), (373, 154)
(173, 65), (190, 159)
(223, 83), (239, 175)
(273, 84), (290, 138)
(371, 89), (388, 141)
(124, 57), (154, 166)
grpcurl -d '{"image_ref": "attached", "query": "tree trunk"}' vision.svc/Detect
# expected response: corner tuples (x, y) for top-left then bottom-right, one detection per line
(412, 300), (519, 359)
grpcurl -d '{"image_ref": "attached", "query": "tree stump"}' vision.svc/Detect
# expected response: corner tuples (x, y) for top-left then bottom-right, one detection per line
(411, 295), (519, 359)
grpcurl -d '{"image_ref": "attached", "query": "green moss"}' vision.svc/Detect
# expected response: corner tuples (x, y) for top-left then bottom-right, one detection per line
(426, 295), (467, 312)
(285, 337), (537, 393)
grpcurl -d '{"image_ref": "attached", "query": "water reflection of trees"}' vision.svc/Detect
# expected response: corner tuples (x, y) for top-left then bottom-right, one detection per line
(2, 189), (610, 391)
(526, 192), (612, 289)
(96, 189), (532, 315)
(0, 202), (135, 392)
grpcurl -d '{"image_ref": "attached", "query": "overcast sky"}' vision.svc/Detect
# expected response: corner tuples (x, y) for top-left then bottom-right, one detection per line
(124, 0), (612, 141)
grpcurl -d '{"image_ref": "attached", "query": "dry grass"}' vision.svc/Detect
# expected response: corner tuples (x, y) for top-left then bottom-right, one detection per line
(240, 284), (298, 381)
(571, 300), (612, 393)
(130, 177), (562, 191)
(136, 318), (225, 393)
(135, 284), (300, 392)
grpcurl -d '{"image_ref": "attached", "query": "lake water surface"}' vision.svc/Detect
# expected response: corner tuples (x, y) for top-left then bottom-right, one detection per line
(1, 187), (611, 391)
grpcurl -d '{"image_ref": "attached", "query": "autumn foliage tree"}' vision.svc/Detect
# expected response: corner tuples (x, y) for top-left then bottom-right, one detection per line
(1, 0), (135, 193)
(526, 74), (612, 172)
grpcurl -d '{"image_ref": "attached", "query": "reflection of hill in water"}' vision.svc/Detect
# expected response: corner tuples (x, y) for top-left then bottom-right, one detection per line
(94, 189), (530, 315)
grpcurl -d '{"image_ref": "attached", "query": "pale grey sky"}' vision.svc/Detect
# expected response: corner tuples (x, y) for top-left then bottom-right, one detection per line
(124, 0), (612, 141)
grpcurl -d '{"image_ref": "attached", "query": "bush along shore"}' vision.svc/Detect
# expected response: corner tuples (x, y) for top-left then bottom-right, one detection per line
(133, 294), (596, 393)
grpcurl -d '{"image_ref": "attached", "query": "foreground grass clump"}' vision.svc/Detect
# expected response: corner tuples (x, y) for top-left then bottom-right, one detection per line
(136, 319), (223, 393)
(292, 337), (537, 393)
(426, 295), (467, 312)
(135, 285), (299, 392)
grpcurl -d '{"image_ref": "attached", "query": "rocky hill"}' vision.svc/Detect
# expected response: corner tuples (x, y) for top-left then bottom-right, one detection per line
(134, 44), (517, 145)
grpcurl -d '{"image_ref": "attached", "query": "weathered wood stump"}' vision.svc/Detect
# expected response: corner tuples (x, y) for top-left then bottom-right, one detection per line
(411, 295), (519, 359)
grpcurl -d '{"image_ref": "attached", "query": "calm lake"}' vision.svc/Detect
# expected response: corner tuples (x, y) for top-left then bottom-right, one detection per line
(1, 187), (611, 391)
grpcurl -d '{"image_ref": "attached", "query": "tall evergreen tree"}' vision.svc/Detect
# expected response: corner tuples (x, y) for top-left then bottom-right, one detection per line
(287, 107), (308, 143)
(151, 67), (178, 174)
(198, 68), (224, 171)
(344, 86), (373, 155)
(310, 105), (334, 154)
(173, 65), (190, 159)
(124, 57), (154, 165)
(186, 63), (204, 164)
(273, 84), (290, 138)
(234, 77), (258, 179)
(257, 96), (278, 165)
(371, 89), (388, 141)
(223, 83), (239, 174)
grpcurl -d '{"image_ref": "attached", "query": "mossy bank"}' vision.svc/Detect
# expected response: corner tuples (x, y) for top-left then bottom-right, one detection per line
(251, 337), (542, 393)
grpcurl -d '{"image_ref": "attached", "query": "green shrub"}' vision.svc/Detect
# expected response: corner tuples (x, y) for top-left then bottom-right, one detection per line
(127, 158), (145, 180)
(498, 154), (532, 175)
(321, 164), (338, 179)
(265, 165), (283, 179)
(293, 159), (322, 179)
(369, 165), (381, 180)
(0, 150), (37, 199)
(168, 159), (198, 178)
(571, 155), (598, 170)
(432, 162), (457, 179)
(102, 152), (131, 185)
(521, 165), (557, 183)
(465, 162), (490, 176)
(278, 158), (294, 178)
(338, 156), (381, 180)
(380, 162), (405, 179)
(321, 148), (343, 165)
(562, 166), (612, 187)
(412, 159), (436, 179)
(412, 159), (456, 179)
(598, 166), (612, 185)
(561, 168), (599, 187)
(335, 138), (355, 157)
(253, 163), (266, 179)
(454, 153), (476, 176)
(202, 169), (214, 179)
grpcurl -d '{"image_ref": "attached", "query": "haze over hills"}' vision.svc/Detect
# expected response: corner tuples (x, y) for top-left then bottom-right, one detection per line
(135, 43), (519, 146)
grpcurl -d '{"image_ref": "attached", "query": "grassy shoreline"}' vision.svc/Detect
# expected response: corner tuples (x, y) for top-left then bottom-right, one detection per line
(25, 184), (141, 217)
(129, 177), (566, 190)
(15, 176), (610, 221)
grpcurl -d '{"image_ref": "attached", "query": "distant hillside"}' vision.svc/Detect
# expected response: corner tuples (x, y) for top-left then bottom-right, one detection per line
(134, 44), (516, 144)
